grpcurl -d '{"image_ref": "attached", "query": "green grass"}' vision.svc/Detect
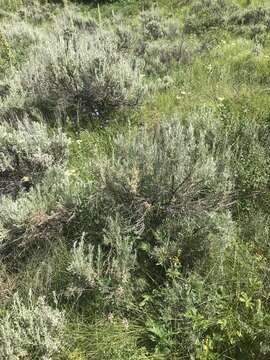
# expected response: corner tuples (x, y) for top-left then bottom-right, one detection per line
(2, 0), (270, 359)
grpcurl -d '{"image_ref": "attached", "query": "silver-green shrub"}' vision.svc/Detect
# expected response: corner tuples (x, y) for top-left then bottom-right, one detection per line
(0, 0), (22, 12)
(68, 215), (136, 292)
(90, 116), (232, 234)
(72, 114), (233, 276)
(0, 166), (82, 258)
(7, 25), (145, 121)
(0, 291), (65, 360)
(1, 20), (43, 51)
(139, 7), (181, 41)
(142, 39), (193, 75)
(184, 0), (229, 34)
(140, 7), (165, 40)
(0, 118), (68, 196)
(0, 31), (11, 77)
(52, 4), (98, 33)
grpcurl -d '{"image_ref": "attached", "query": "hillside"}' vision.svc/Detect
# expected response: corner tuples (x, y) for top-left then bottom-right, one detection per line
(1, 0), (270, 359)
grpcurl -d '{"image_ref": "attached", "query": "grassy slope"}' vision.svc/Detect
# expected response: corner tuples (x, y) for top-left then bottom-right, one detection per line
(1, 0), (270, 359)
(68, 0), (270, 175)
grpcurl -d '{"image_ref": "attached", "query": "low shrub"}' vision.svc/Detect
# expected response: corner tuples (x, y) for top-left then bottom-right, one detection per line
(1, 20), (42, 51)
(89, 116), (232, 238)
(0, 291), (66, 360)
(136, 213), (270, 358)
(52, 5), (98, 33)
(114, 22), (135, 51)
(60, 112), (270, 358)
(0, 118), (68, 197)
(142, 39), (193, 75)
(228, 6), (270, 27)
(184, 0), (230, 34)
(0, 0), (23, 12)
(0, 32), (12, 76)
(67, 215), (137, 307)
(0, 22), (43, 85)
(0, 167), (80, 260)
(140, 7), (166, 40)
(227, 6), (270, 39)
(17, 3), (51, 23)
(139, 7), (180, 41)
(6, 26), (145, 123)
(65, 115), (233, 309)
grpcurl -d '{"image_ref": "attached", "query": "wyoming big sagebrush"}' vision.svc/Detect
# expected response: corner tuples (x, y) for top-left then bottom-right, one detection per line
(4, 25), (145, 123)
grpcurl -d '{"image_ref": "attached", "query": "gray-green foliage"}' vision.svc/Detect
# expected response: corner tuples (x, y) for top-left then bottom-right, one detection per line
(2, 1), (270, 359)
(0, 167), (81, 258)
(0, 31), (12, 77)
(140, 7), (180, 40)
(0, 118), (68, 196)
(184, 0), (270, 39)
(64, 115), (234, 307)
(60, 115), (234, 312)
(142, 39), (193, 75)
(53, 4), (98, 32)
(68, 215), (136, 297)
(90, 116), (232, 235)
(1, 20), (43, 51)
(5, 24), (145, 122)
(0, 0), (22, 12)
(0, 291), (65, 360)
(140, 7), (165, 40)
(184, 0), (229, 34)
(0, 0), (57, 22)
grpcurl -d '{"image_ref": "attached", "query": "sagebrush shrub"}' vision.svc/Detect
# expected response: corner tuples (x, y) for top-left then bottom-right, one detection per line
(0, 166), (81, 259)
(0, 31), (12, 76)
(0, 291), (65, 360)
(227, 6), (270, 39)
(140, 7), (165, 40)
(185, 1), (270, 37)
(68, 215), (137, 300)
(228, 6), (270, 27)
(115, 22), (134, 50)
(0, 118), (68, 197)
(1, 20), (42, 50)
(16, 0), (56, 23)
(67, 115), (234, 290)
(142, 39), (193, 75)
(90, 116), (232, 234)
(138, 212), (270, 358)
(0, 0), (22, 12)
(53, 5), (98, 33)
(7, 26), (145, 122)
(139, 7), (179, 41)
(184, 0), (230, 34)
